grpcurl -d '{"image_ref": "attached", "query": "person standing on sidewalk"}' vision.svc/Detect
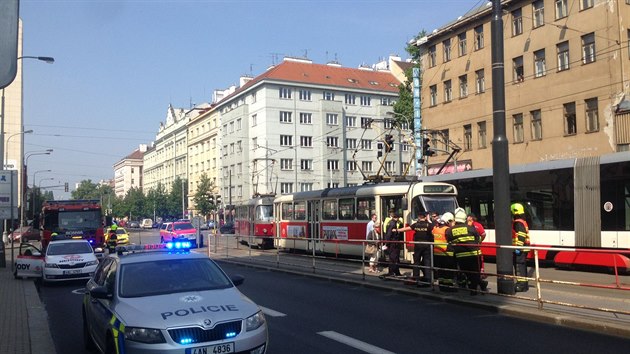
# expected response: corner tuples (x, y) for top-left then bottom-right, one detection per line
(366, 221), (381, 273)
(511, 203), (531, 292)
(433, 212), (457, 292)
(446, 209), (483, 295)
(381, 211), (403, 277)
(396, 213), (432, 286)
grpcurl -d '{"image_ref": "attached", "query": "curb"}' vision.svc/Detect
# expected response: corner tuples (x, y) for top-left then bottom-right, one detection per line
(23, 280), (57, 354)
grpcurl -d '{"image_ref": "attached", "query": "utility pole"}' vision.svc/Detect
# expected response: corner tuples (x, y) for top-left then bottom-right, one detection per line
(491, 0), (515, 295)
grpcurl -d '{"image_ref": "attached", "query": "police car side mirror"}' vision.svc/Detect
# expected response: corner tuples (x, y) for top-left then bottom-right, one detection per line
(231, 274), (245, 286)
(90, 286), (113, 299)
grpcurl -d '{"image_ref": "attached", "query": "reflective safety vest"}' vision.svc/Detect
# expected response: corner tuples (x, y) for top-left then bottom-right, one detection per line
(446, 223), (481, 258)
(512, 218), (530, 251)
(432, 225), (452, 257)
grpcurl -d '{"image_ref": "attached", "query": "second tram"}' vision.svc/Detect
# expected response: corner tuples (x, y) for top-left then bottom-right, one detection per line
(273, 181), (458, 261)
(423, 151), (630, 271)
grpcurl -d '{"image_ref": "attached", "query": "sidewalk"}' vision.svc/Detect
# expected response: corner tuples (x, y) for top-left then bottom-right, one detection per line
(0, 243), (56, 354)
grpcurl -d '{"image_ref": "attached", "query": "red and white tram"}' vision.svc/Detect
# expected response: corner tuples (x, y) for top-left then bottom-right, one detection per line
(273, 181), (459, 260)
(423, 151), (630, 272)
(234, 195), (275, 249)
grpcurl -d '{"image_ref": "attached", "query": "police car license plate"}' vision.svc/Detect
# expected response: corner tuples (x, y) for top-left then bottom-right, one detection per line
(62, 269), (82, 275)
(186, 342), (234, 354)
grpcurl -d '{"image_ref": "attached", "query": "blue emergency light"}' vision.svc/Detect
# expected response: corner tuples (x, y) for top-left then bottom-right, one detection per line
(165, 241), (192, 250)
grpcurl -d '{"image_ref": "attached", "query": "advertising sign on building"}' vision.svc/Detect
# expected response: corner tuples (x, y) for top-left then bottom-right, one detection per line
(0, 170), (18, 219)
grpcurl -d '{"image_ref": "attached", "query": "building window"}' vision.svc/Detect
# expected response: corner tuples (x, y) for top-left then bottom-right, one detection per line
(300, 136), (312, 147)
(347, 161), (357, 171)
(299, 89), (311, 101)
(533, 0), (545, 28)
(384, 161), (395, 174)
(475, 69), (485, 93)
(360, 96), (371, 106)
(300, 159), (312, 170)
(458, 32), (467, 56)
(444, 80), (452, 102)
(513, 113), (524, 143)
(443, 38), (452, 62)
(280, 159), (293, 170)
(513, 56), (524, 82)
(555, 0), (567, 19)
(557, 41), (570, 71)
(326, 136), (338, 147)
(280, 183), (293, 194)
(531, 109), (543, 140)
(346, 138), (357, 149)
(582, 33), (596, 64)
(251, 114), (257, 126)
(459, 75), (468, 98)
(361, 139), (372, 150)
(477, 121), (487, 148)
(474, 25), (484, 50)
(430, 85), (438, 106)
(300, 112), (312, 124)
(280, 111), (292, 123)
(280, 135), (292, 146)
(300, 183), (313, 192)
(463, 124), (472, 151)
(361, 117), (372, 128)
(362, 161), (373, 172)
(429, 45), (437, 67)
(251, 138), (257, 149)
(327, 160), (339, 170)
(381, 97), (393, 106)
(345, 94), (356, 105)
(581, 0), (594, 10)
(534, 49), (546, 77)
(384, 118), (395, 129)
(512, 8), (523, 36)
(346, 116), (357, 127)
(236, 141), (242, 153)
(563, 102), (577, 136)
(323, 91), (335, 101)
(585, 98), (599, 132)
(326, 113), (338, 125)
(279, 87), (292, 99)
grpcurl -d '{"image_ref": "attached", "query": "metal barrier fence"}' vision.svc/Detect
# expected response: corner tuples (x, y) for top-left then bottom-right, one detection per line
(207, 233), (630, 317)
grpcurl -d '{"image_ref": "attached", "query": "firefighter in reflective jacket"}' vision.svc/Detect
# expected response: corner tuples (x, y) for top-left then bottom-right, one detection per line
(107, 225), (118, 253)
(446, 209), (483, 295)
(433, 212), (457, 292)
(511, 203), (531, 292)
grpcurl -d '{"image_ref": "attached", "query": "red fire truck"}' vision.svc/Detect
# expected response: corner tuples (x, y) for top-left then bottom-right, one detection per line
(40, 200), (105, 249)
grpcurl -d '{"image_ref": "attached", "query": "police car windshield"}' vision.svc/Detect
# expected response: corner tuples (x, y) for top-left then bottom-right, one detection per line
(47, 242), (94, 255)
(173, 222), (194, 230)
(119, 258), (233, 297)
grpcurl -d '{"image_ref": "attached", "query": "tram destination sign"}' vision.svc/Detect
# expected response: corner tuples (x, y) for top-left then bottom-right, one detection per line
(423, 185), (455, 194)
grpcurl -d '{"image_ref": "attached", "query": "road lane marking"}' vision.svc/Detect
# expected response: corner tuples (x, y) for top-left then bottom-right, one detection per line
(317, 331), (396, 354)
(259, 306), (286, 317)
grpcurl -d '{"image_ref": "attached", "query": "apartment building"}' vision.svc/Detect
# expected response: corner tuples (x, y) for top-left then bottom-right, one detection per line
(417, 0), (630, 174)
(113, 145), (146, 197)
(187, 105), (220, 209)
(143, 104), (209, 193)
(213, 57), (408, 206)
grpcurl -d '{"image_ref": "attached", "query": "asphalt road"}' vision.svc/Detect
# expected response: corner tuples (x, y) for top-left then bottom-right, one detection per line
(38, 253), (629, 354)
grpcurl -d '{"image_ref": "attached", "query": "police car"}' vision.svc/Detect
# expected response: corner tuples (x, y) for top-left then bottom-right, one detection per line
(82, 242), (268, 354)
(14, 238), (99, 282)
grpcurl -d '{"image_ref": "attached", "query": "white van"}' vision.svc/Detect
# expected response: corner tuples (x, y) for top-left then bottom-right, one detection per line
(141, 218), (153, 229)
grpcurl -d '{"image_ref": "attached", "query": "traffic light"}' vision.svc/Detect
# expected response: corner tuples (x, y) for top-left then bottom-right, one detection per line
(384, 134), (394, 152)
(216, 195), (222, 205)
(423, 138), (436, 157)
(64, 182), (69, 192)
(377, 142), (383, 158)
(208, 195), (214, 204)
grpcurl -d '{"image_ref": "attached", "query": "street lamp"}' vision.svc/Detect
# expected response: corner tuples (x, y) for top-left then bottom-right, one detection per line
(22, 150), (53, 227)
(4, 129), (33, 169)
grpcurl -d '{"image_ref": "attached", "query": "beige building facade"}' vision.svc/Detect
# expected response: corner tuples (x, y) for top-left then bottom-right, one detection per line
(417, 0), (630, 173)
(113, 145), (146, 197)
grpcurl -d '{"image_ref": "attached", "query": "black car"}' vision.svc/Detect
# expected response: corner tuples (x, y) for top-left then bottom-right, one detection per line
(220, 221), (235, 234)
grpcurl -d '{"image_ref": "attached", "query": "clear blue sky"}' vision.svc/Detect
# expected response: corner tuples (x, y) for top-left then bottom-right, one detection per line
(19, 0), (480, 199)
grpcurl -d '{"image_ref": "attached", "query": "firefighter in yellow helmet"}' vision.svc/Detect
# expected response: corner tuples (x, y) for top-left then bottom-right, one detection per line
(106, 224), (118, 253)
(511, 203), (530, 292)
(446, 208), (483, 295)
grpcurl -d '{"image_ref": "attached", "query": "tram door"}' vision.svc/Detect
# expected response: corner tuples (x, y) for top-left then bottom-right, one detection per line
(307, 200), (322, 253)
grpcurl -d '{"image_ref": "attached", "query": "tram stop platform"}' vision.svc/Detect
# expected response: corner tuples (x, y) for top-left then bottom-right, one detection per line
(208, 239), (630, 340)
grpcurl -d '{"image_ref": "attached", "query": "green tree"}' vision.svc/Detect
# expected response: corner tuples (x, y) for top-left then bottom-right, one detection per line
(192, 173), (216, 218)
(71, 180), (100, 200)
(168, 177), (187, 219)
(123, 187), (145, 220)
(145, 182), (168, 220)
(392, 30), (426, 129)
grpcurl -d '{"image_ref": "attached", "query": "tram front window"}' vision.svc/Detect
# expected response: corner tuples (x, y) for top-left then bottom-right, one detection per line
(256, 205), (273, 222)
(419, 196), (458, 218)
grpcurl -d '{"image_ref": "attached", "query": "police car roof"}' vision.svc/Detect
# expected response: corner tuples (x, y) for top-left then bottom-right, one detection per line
(112, 248), (207, 265)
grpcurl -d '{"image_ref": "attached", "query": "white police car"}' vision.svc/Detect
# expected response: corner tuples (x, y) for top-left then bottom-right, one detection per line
(82, 242), (268, 354)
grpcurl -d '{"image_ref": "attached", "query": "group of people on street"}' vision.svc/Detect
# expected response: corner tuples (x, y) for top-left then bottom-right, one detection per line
(365, 203), (531, 294)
